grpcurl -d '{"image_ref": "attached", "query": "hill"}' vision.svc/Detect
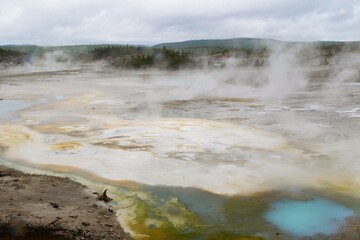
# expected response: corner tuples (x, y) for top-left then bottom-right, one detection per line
(153, 38), (283, 50)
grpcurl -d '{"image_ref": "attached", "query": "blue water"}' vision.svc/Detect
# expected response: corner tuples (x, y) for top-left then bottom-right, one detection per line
(265, 197), (354, 237)
(55, 95), (65, 100)
(0, 100), (31, 120)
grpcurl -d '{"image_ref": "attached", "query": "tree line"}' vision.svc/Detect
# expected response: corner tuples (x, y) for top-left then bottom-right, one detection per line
(92, 45), (193, 69)
(0, 48), (26, 65)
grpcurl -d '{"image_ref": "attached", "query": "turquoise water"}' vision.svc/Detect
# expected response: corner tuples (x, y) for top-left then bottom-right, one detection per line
(265, 197), (355, 238)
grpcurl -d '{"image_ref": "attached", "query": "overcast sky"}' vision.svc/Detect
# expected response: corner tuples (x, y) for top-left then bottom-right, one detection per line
(1, 0), (359, 45)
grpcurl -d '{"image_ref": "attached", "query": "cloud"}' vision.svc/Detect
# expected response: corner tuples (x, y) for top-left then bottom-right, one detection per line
(0, 0), (359, 45)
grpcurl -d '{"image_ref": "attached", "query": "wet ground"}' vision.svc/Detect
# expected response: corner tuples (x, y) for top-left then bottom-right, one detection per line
(0, 63), (359, 239)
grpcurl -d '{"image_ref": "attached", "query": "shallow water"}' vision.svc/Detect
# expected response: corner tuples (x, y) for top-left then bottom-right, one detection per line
(0, 64), (359, 239)
(265, 197), (354, 237)
(0, 99), (31, 120)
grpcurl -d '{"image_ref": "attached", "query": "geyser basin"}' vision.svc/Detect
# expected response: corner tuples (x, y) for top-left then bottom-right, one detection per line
(1, 117), (335, 195)
(265, 197), (354, 238)
(1, 67), (360, 239)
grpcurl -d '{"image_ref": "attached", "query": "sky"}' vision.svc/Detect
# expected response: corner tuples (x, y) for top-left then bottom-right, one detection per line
(1, 0), (360, 46)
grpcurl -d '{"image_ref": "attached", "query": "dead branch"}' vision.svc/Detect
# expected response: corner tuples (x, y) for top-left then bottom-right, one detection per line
(96, 189), (112, 203)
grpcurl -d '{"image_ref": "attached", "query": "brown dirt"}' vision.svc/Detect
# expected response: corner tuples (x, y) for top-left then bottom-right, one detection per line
(0, 165), (132, 240)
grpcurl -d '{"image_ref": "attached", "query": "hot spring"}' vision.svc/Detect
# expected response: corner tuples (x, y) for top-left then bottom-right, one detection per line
(265, 197), (355, 238)
(0, 64), (359, 239)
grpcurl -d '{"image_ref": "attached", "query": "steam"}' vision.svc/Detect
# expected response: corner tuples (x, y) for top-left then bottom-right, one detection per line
(124, 47), (313, 119)
(0, 45), (360, 196)
(1, 50), (81, 74)
(126, 45), (360, 120)
(259, 49), (307, 98)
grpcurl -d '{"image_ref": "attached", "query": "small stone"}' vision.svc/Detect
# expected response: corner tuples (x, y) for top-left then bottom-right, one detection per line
(82, 221), (90, 226)
(50, 202), (59, 208)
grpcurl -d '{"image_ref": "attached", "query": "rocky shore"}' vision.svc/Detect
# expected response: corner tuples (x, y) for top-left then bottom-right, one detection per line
(0, 165), (131, 240)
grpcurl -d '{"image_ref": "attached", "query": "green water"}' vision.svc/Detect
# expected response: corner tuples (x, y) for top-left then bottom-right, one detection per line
(1, 156), (359, 239)
(123, 186), (360, 239)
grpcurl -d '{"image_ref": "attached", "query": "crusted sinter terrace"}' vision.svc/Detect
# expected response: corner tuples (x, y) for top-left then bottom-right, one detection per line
(0, 42), (360, 239)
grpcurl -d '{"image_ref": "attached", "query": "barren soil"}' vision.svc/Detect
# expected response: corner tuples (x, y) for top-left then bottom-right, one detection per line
(0, 165), (131, 240)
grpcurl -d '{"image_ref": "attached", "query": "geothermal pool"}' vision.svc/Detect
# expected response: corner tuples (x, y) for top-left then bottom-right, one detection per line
(265, 197), (355, 238)
(0, 64), (359, 239)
